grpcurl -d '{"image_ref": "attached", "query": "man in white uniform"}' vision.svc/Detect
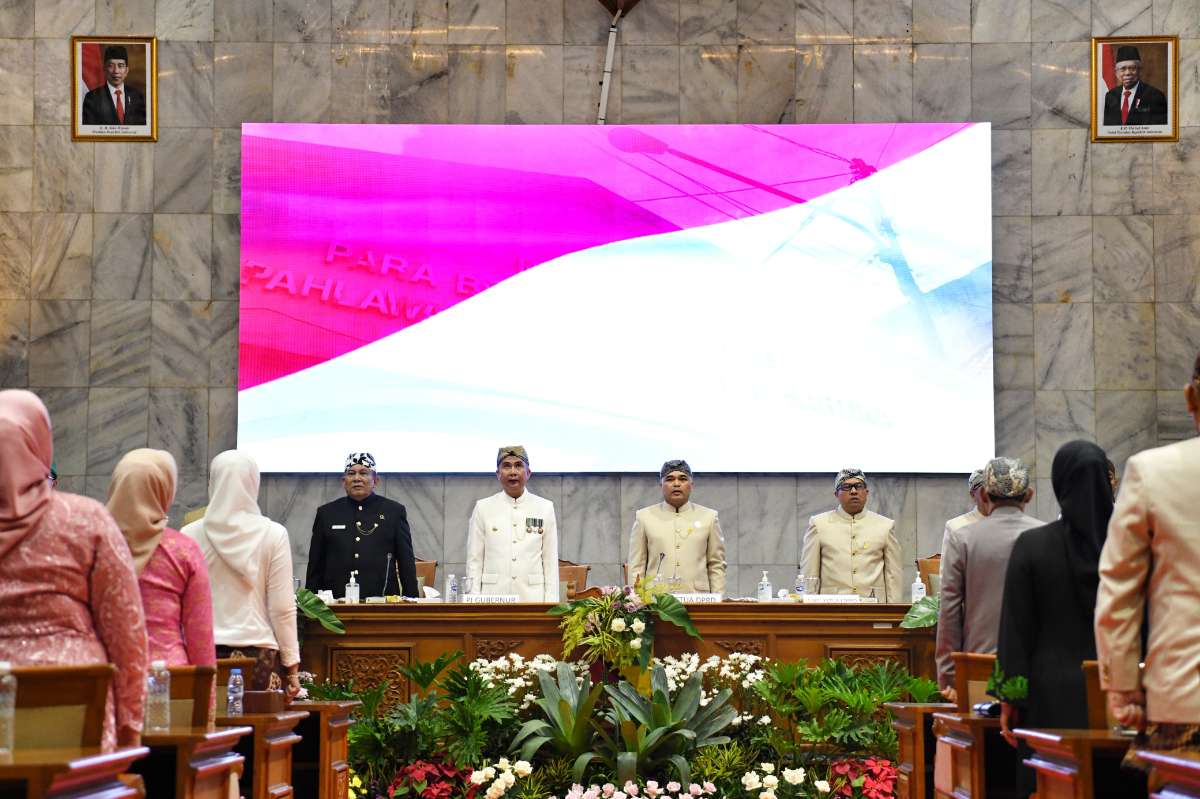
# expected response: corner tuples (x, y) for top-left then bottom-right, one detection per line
(801, 468), (901, 601)
(627, 460), (726, 594)
(466, 445), (559, 602)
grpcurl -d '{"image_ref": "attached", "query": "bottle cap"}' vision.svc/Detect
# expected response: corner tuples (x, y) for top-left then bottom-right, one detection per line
(151, 659), (167, 669)
(230, 668), (241, 675)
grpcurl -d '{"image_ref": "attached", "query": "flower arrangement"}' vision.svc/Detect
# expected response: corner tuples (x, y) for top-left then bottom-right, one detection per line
(388, 760), (479, 799)
(738, 762), (831, 799)
(550, 582), (700, 670)
(468, 758), (535, 799)
(652, 653), (769, 728)
(470, 653), (589, 716)
(827, 758), (896, 799)
(552, 779), (720, 799)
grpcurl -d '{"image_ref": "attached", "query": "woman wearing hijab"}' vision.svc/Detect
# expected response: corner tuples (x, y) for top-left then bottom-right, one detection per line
(995, 440), (1138, 794)
(107, 449), (215, 667)
(0, 390), (148, 748)
(182, 450), (301, 696)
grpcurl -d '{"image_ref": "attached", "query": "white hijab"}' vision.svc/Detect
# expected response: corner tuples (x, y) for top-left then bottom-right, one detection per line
(195, 450), (272, 584)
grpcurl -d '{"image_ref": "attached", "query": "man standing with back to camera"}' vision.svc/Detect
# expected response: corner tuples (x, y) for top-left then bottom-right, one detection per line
(306, 453), (418, 598)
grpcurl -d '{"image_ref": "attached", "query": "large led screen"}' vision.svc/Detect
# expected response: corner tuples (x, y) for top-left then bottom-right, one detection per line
(238, 123), (993, 473)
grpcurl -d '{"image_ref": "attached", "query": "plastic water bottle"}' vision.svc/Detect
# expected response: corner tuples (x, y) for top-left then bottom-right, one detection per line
(226, 668), (245, 717)
(0, 661), (14, 756)
(911, 576), (927, 603)
(445, 573), (459, 603)
(793, 569), (807, 599)
(756, 570), (773, 601)
(145, 659), (170, 732)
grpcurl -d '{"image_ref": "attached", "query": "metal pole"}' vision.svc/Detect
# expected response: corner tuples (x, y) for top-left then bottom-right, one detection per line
(596, 9), (621, 124)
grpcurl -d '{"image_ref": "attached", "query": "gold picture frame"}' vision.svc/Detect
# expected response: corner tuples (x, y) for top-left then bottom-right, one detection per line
(70, 35), (158, 142)
(1091, 35), (1179, 143)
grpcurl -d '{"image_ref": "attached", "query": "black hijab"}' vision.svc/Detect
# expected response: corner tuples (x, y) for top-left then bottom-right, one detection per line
(1050, 440), (1115, 609)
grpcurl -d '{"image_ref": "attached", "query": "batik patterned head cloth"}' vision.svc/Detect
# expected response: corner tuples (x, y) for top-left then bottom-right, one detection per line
(660, 459), (692, 480)
(834, 468), (868, 491)
(344, 452), (376, 471)
(496, 445), (529, 467)
(984, 457), (1030, 499)
(968, 468), (986, 490)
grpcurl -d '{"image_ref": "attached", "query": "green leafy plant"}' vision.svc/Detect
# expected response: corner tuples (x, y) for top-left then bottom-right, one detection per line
(987, 661), (1029, 703)
(899, 595), (939, 629)
(904, 676), (944, 704)
(399, 650), (461, 694)
(689, 740), (761, 797)
(510, 662), (604, 782)
(594, 665), (735, 784)
(435, 660), (517, 766)
(296, 587), (345, 634)
(549, 583), (700, 670)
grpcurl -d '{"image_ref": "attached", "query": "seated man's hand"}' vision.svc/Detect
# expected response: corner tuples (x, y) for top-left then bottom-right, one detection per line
(941, 686), (958, 705)
(1107, 689), (1146, 731)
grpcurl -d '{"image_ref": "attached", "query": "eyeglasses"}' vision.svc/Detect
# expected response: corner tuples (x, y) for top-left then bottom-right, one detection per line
(838, 482), (867, 493)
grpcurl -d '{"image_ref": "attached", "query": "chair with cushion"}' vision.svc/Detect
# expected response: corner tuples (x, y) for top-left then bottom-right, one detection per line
(558, 560), (591, 598)
(12, 663), (115, 748)
(168, 664), (216, 728)
(916, 554), (942, 596)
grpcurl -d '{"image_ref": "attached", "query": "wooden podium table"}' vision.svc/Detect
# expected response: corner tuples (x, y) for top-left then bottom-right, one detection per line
(1138, 749), (1200, 799)
(136, 726), (250, 799)
(290, 700), (360, 799)
(0, 746), (148, 799)
(1014, 728), (1145, 799)
(886, 702), (955, 799)
(302, 601), (934, 705)
(216, 711), (308, 799)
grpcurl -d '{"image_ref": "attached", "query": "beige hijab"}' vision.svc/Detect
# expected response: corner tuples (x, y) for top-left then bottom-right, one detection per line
(106, 449), (178, 574)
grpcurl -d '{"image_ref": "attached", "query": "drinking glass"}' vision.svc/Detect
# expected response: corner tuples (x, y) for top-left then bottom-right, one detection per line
(461, 576), (476, 596)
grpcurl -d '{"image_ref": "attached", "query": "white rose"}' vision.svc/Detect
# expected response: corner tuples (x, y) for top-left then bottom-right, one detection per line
(740, 773), (761, 791)
(631, 619), (646, 634)
(814, 780), (831, 794)
(482, 767), (496, 780)
(630, 638), (643, 649)
(502, 772), (516, 787)
(762, 776), (778, 790)
(758, 715), (771, 725)
(760, 764), (774, 775)
(470, 771), (488, 785)
(758, 793), (775, 799)
(611, 618), (627, 632)
(782, 769), (804, 786)
(497, 758), (511, 770)
(514, 761), (532, 778)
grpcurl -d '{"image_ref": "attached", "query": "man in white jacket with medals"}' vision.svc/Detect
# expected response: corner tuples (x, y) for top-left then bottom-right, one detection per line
(466, 445), (560, 602)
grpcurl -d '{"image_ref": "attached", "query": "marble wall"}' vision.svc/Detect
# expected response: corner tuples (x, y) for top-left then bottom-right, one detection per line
(1, 0), (1197, 596)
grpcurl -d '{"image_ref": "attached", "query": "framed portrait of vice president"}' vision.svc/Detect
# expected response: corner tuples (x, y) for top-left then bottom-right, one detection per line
(1091, 35), (1178, 143)
(71, 35), (158, 142)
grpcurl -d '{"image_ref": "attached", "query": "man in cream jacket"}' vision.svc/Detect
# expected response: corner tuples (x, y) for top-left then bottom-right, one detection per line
(627, 459), (726, 594)
(1095, 351), (1200, 743)
(466, 445), (559, 602)
(801, 468), (901, 601)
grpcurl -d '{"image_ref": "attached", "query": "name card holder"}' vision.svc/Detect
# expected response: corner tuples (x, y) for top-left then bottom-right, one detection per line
(462, 594), (520, 604)
(672, 593), (723, 604)
(802, 594), (861, 604)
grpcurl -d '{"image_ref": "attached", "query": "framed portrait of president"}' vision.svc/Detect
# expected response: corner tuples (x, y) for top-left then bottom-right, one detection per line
(1091, 35), (1178, 143)
(70, 35), (158, 142)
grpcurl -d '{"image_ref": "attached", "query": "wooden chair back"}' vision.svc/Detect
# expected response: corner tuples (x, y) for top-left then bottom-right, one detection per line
(916, 554), (941, 595)
(12, 663), (114, 748)
(558, 560), (591, 598)
(951, 652), (996, 714)
(1081, 660), (1109, 729)
(168, 664), (216, 727)
(415, 559), (437, 593)
(215, 657), (255, 714)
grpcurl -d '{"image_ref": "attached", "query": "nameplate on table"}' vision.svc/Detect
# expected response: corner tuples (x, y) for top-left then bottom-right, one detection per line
(462, 594), (520, 604)
(802, 594), (861, 604)
(672, 592), (722, 604)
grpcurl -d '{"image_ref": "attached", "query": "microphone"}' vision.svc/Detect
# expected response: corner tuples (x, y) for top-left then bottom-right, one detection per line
(650, 552), (666, 583)
(382, 553), (393, 595)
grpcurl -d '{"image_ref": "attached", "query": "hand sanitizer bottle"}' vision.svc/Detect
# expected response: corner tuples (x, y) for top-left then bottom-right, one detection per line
(911, 575), (927, 603)
(756, 570), (772, 601)
(345, 570), (360, 603)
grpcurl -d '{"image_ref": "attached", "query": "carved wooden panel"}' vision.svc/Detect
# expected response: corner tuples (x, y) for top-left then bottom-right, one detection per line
(474, 639), (524, 661)
(714, 640), (765, 657)
(825, 645), (912, 672)
(330, 647), (412, 708)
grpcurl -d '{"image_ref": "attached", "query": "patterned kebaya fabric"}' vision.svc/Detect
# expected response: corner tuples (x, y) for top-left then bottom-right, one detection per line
(139, 527), (216, 667)
(0, 491), (148, 749)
